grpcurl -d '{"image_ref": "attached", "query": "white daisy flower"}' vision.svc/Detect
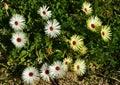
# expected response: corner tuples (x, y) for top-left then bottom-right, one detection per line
(101, 25), (112, 42)
(11, 32), (26, 48)
(69, 35), (84, 51)
(86, 16), (102, 32)
(9, 14), (25, 30)
(82, 1), (92, 15)
(73, 59), (86, 76)
(22, 67), (39, 84)
(49, 61), (67, 79)
(63, 57), (73, 71)
(38, 5), (52, 19)
(40, 63), (50, 82)
(45, 19), (61, 38)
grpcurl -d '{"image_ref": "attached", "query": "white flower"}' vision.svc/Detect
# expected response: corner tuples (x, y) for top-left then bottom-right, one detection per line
(38, 5), (52, 19)
(73, 59), (86, 76)
(86, 16), (102, 32)
(82, 1), (92, 15)
(101, 25), (112, 42)
(9, 14), (25, 30)
(40, 63), (50, 82)
(45, 19), (61, 38)
(11, 32), (26, 48)
(22, 67), (39, 84)
(49, 61), (67, 79)
(69, 35), (84, 51)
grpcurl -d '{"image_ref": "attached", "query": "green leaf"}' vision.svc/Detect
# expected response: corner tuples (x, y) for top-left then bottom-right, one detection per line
(30, 44), (35, 51)
(20, 50), (27, 57)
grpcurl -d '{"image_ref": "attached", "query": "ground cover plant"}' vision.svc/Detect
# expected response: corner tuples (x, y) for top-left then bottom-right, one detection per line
(0, 0), (120, 85)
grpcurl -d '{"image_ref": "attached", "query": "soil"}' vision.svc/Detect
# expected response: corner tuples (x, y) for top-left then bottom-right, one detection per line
(37, 71), (110, 85)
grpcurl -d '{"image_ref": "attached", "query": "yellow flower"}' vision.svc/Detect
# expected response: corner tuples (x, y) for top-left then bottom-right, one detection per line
(63, 57), (72, 65)
(82, 1), (92, 15)
(87, 16), (102, 32)
(69, 35), (84, 51)
(80, 45), (88, 55)
(101, 25), (112, 42)
(73, 59), (86, 76)
(63, 57), (73, 71)
(4, 3), (9, 10)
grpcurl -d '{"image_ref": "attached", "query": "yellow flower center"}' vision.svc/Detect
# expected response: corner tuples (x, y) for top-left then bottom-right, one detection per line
(77, 65), (80, 70)
(91, 24), (95, 28)
(102, 31), (105, 36)
(65, 61), (68, 65)
(72, 41), (76, 45)
(84, 8), (87, 12)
